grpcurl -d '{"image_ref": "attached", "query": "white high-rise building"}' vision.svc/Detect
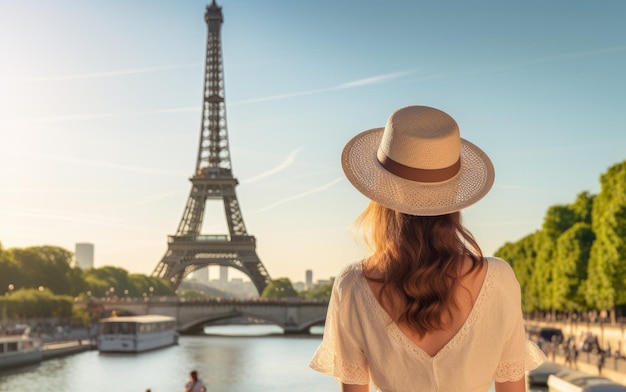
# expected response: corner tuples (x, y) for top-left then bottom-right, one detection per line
(306, 269), (313, 289)
(220, 266), (229, 283)
(75, 243), (94, 269)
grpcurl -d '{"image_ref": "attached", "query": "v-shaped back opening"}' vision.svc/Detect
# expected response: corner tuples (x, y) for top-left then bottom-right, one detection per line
(360, 259), (491, 359)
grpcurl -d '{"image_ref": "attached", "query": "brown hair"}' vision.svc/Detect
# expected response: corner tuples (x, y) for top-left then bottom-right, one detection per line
(357, 201), (483, 337)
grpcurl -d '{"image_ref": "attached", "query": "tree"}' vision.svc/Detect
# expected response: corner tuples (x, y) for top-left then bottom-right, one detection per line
(495, 233), (540, 313)
(554, 223), (594, 310)
(571, 191), (594, 225)
(586, 161), (626, 316)
(0, 247), (20, 295)
(10, 246), (75, 295)
(299, 284), (332, 301)
(261, 278), (298, 299)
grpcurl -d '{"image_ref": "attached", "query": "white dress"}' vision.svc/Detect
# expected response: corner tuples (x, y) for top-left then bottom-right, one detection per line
(309, 257), (545, 392)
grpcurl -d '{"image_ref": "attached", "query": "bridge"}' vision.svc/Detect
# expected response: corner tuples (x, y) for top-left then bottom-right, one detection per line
(79, 298), (328, 335)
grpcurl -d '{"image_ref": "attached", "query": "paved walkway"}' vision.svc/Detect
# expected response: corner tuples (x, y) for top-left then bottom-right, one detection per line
(528, 320), (626, 385)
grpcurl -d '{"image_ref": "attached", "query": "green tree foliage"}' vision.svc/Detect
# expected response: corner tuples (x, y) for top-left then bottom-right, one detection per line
(9, 245), (80, 295)
(554, 223), (595, 310)
(0, 246), (20, 294)
(0, 244), (173, 298)
(492, 161), (626, 315)
(83, 267), (174, 298)
(0, 288), (73, 319)
(261, 278), (298, 299)
(586, 162), (626, 310)
(495, 233), (539, 313)
(571, 191), (595, 224)
(299, 284), (332, 301)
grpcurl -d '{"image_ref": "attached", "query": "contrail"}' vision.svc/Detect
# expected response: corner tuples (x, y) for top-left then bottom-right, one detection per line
(407, 45), (626, 84)
(253, 177), (342, 213)
(133, 190), (187, 206)
(232, 70), (415, 105)
(1, 209), (161, 233)
(4, 69), (414, 123)
(0, 64), (200, 84)
(241, 148), (303, 184)
(27, 154), (186, 177)
(6, 107), (198, 125)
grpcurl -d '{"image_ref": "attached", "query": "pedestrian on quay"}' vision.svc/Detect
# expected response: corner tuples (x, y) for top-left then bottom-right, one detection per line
(598, 350), (606, 375)
(184, 370), (206, 392)
(309, 105), (546, 392)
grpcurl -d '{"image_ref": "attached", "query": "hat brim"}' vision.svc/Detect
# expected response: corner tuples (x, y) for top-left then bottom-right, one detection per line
(342, 128), (495, 216)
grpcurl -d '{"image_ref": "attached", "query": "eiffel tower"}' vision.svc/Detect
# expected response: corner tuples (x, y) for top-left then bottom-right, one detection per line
(152, 1), (271, 294)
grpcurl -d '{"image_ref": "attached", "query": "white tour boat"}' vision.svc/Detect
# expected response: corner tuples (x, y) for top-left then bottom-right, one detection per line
(97, 315), (178, 353)
(0, 333), (43, 370)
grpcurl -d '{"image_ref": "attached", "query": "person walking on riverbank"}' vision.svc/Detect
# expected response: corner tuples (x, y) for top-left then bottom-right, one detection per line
(310, 105), (545, 391)
(185, 370), (206, 392)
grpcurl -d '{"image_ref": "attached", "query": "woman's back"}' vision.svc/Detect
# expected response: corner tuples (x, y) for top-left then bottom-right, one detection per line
(364, 256), (488, 357)
(310, 258), (545, 392)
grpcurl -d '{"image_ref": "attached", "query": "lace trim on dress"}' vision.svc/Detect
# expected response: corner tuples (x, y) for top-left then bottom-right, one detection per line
(359, 260), (493, 361)
(525, 339), (547, 371)
(310, 346), (370, 385)
(494, 359), (525, 382)
(494, 340), (546, 382)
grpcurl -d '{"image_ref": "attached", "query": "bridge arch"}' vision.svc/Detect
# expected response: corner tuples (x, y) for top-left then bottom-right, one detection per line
(79, 299), (328, 335)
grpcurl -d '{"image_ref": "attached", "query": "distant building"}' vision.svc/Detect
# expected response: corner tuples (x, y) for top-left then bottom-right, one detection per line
(316, 279), (332, 288)
(305, 270), (313, 289)
(220, 266), (229, 283)
(193, 267), (209, 284)
(75, 243), (94, 269)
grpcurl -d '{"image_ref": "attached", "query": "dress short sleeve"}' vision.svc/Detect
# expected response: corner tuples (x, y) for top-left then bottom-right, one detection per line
(309, 264), (370, 385)
(493, 261), (546, 382)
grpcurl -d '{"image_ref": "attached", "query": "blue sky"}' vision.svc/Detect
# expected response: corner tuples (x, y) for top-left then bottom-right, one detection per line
(1, 1), (625, 284)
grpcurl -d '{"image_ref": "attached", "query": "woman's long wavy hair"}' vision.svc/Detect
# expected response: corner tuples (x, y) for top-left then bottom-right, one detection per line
(357, 201), (484, 337)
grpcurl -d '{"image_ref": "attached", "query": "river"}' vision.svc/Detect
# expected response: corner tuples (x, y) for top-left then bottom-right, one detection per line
(0, 325), (338, 392)
(0, 325), (545, 391)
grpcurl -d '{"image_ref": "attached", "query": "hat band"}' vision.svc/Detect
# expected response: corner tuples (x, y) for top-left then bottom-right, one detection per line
(377, 150), (461, 183)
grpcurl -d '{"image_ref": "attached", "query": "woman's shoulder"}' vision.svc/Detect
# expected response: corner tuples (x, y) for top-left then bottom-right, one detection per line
(484, 256), (521, 295)
(484, 257), (520, 286)
(335, 260), (364, 283)
(484, 256), (515, 276)
(331, 261), (365, 295)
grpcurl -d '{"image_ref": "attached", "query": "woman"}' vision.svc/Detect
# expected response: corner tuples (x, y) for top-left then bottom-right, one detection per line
(310, 106), (545, 392)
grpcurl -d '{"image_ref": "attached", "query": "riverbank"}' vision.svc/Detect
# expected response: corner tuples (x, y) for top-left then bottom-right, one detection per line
(42, 338), (95, 360)
(528, 320), (626, 386)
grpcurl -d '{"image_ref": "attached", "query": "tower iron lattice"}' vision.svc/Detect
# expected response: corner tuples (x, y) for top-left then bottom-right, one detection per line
(152, 1), (271, 294)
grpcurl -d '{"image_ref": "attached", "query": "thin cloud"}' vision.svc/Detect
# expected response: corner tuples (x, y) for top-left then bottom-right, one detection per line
(253, 177), (342, 213)
(407, 45), (626, 84)
(336, 70), (415, 88)
(29, 154), (186, 177)
(134, 190), (187, 206)
(232, 70), (415, 105)
(7, 107), (199, 125)
(2, 209), (162, 233)
(1, 64), (200, 84)
(241, 147), (302, 184)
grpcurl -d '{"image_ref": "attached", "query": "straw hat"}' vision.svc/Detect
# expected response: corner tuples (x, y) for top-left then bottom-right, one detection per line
(341, 105), (495, 216)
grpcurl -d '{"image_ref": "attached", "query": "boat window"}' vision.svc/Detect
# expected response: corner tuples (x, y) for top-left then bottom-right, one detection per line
(0, 343), (4, 353)
(7, 342), (18, 352)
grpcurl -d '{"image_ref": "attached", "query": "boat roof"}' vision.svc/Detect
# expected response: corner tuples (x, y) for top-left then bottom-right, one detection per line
(0, 335), (37, 342)
(99, 315), (175, 323)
